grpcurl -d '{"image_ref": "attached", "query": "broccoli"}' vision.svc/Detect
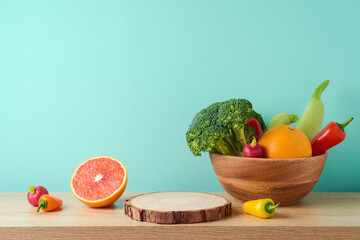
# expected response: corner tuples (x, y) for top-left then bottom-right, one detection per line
(186, 99), (265, 157)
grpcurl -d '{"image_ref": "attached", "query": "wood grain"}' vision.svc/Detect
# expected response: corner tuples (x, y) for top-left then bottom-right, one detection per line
(0, 192), (360, 239)
(124, 192), (232, 224)
(210, 152), (327, 205)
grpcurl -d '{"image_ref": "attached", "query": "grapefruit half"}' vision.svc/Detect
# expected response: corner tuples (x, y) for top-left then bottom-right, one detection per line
(70, 156), (127, 207)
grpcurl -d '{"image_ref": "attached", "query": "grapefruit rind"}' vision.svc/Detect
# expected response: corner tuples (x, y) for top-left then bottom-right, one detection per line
(70, 156), (128, 208)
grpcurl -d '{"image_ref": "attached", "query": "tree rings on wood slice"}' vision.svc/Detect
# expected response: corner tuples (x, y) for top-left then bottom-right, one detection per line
(124, 192), (232, 224)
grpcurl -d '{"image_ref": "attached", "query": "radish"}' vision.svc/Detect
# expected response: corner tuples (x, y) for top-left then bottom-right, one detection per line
(243, 138), (263, 158)
(27, 185), (49, 207)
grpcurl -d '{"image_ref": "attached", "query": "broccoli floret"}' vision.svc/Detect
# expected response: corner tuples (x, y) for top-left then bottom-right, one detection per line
(186, 99), (265, 157)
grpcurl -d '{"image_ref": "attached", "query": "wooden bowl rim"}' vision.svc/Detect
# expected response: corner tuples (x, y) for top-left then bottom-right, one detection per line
(209, 152), (327, 162)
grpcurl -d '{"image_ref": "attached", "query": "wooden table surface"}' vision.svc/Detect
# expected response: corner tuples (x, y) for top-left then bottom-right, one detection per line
(1, 192), (360, 239)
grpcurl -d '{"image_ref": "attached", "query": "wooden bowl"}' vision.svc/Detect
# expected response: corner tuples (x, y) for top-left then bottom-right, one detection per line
(210, 152), (327, 205)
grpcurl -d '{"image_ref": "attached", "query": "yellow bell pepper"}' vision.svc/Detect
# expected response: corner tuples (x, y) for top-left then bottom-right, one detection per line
(243, 198), (279, 219)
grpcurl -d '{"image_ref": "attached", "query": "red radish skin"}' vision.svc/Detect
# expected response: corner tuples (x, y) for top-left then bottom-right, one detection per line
(27, 185), (49, 207)
(243, 139), (263, 158)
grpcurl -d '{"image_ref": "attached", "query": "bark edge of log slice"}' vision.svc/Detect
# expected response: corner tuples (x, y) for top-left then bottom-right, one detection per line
(124, 192), (232, 224)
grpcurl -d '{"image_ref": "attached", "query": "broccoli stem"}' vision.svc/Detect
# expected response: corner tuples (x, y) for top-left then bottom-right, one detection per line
(216, 137), (242, 156)
(234, 128), (248, 152)
(215, 138), (234, 155)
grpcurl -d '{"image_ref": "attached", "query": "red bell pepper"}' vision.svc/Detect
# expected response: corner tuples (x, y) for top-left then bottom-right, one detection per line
(246, 118), (263, 140)
(311, 117), (353, 156)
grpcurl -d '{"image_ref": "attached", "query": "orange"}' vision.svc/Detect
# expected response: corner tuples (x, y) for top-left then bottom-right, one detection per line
(258, 125), (312, 158)
(70, 156), (127, 207)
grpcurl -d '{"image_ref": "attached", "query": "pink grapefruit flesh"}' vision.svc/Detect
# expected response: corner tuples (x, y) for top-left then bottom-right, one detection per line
(70, 156), (127, 207)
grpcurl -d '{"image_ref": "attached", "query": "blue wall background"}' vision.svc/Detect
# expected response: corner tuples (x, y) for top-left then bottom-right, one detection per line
(1, 0), (359, 192)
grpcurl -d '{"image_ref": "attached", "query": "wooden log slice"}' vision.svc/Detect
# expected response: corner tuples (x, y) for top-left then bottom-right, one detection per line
(124, 192), (232, 224)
